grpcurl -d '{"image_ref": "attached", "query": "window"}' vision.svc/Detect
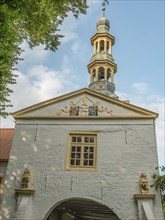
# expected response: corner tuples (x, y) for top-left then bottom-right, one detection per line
(100, 40), (105, 52)
(106, 41), (110, 53)
(66, 133), (98, 170)
(95, 41), (98, 53)
(99, 67), (105, 81)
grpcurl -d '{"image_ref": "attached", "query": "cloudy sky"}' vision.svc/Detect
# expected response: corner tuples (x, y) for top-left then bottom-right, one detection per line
(1, 0), (164, 165)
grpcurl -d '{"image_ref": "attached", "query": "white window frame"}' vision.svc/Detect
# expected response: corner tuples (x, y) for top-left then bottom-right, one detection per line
(65, 132), (98, 171)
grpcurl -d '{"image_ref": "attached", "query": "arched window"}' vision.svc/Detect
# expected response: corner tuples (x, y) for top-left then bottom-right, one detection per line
(99, 67), (104, 80)
(100, 40), (104, 52)
(107, 68), (111, 81)
(106, 41), (110, 53)
(95, 42), (98, 53)
(92, 69), (96, 82)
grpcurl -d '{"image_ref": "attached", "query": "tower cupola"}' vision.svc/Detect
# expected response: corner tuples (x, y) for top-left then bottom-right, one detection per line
(88, 2), (118, 98)
(96, 17), (110, 33)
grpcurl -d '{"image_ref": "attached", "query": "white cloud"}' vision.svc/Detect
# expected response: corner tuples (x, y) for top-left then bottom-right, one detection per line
(60, 15), (79, 44)
(71, 39), (88, 62)
(132, 82), (148, 94)
(61, 32), (78, 44)
(0, 61), (78, 128)
(20, 42), (49, 67)
(71, 40), (81, 56)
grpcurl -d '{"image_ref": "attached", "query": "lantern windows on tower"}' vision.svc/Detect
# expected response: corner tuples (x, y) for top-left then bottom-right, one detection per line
(95, 42), (98, 53)
(93, 69), (96, 81)
(106, 41), (110, 53)
(90, 69), (96, 83)
(99, 67), (105, 81)
(107, 68), (111, 81)
(100, 40), (105, 52)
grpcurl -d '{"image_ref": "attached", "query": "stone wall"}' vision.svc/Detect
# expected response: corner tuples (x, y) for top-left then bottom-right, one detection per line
(1, 119), (164, 220)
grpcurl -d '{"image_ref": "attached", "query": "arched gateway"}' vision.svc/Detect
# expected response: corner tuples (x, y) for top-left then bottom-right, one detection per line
(45, 198), (120, 220)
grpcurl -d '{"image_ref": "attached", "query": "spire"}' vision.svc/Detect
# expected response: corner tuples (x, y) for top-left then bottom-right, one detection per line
(87, 2), (118, 98)
(102, 0), (109, 17)
(102, 1), (106, 17)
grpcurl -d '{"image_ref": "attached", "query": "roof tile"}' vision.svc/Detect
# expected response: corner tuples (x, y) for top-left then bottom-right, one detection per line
(0, 128), (14, 160)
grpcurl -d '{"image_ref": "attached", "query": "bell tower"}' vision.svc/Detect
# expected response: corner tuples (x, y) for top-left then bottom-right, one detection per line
(88, 2), (118, 98)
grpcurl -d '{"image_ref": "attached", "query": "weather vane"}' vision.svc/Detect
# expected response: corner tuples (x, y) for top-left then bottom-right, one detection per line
(102, 0), (109, 17)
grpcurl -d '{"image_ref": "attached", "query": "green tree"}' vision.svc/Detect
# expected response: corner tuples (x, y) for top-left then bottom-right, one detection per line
(0, 0), (88, 117)
(151, 166), (165, 214)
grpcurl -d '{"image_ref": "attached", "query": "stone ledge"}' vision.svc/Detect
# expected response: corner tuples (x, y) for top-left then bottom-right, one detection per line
(134, 194), (155, 199)
(15, 188), (36, 195)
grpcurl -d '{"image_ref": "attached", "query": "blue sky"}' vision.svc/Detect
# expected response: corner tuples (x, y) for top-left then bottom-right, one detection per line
(1, 0), (164, 165)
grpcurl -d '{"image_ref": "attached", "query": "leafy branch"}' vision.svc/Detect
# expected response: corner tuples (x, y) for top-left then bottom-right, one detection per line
(0, 0), (88, 117)
(151, 166), (165, 214)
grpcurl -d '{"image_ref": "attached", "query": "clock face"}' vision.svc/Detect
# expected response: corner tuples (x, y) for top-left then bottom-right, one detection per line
(107, 83), (114, 92)
(107, 84), (111, 91)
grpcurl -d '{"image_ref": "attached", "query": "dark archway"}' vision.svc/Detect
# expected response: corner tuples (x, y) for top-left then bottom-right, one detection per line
(46, 198), (120, 220)
(98, 67), (105, 81)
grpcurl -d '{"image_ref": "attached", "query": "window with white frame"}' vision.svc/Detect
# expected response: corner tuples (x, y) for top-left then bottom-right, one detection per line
(66, 133), (97, 170)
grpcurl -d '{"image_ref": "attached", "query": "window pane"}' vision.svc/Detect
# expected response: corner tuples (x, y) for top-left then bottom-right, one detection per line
(77, 137), (82, 142)
(76, 153), (81, 158)
(84, 153), (88, 159)
(84, 147), (88, 152)
(90, 147), (94, 152)
(85, 137), (89, 143)
(77, 146), (81, 152)
(71, 160), (75, 165)
(76, 160), (80, 165)
(83, 160), (88, 166)
(90, 137), (94, 143)
(71, 146), (76, 151)
(72, 137), (76, 142)
(89, 160), (94, 166)
(89, 153), (93, 159)
(71, 153), (75, 158)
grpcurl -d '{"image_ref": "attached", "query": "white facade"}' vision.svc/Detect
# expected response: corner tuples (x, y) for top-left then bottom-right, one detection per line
(1, 89), (164, 220)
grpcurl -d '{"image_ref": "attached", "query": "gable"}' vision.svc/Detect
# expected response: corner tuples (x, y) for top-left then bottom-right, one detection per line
(13, 88), (158, 119)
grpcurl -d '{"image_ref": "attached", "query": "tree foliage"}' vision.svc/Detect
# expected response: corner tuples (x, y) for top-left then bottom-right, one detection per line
(151, 166), (165, 214)
(0, 0), (88, 117)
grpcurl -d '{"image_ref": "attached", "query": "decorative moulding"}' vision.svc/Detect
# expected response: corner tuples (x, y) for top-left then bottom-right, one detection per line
(13, 88), (158, 119)
(15, 188), (36, 195)
(56, 95), (113, 117)
(134, 194), (155, 199)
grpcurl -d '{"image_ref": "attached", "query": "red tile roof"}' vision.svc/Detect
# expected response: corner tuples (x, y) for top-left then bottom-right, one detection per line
(0, 128), (14, 160)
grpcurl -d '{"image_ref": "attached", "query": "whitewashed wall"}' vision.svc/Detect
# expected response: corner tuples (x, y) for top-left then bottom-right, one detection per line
(1, 118), (163, 220)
